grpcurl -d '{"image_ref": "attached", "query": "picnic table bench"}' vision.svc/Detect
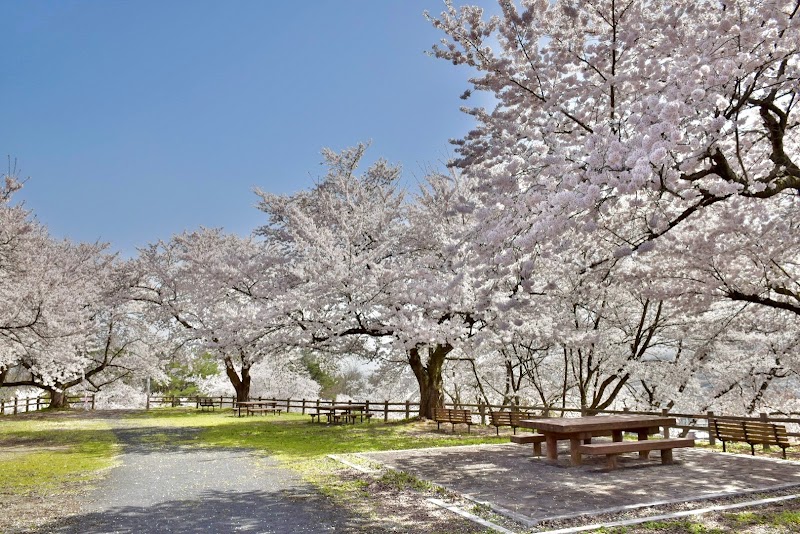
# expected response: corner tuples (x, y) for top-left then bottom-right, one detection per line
(434, 408), (473, 433)
(510, 433), (546, 456)
(711, 419), (799, 458)
(198, 397), (217, 411)
(235, 400), (279, 417)
(246, 405), (281, 416)
(578, 437), (695, 469)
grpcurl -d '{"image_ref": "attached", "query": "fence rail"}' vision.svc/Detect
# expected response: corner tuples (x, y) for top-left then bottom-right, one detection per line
(0, 394), (96, 415)
(143, 395), (800, 444)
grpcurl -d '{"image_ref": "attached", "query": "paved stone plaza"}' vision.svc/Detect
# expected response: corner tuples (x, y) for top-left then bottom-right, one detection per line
(363, 443), (800, 527)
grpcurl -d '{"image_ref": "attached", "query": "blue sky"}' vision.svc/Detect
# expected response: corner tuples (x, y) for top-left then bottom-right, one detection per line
(1, 1), (488, 255)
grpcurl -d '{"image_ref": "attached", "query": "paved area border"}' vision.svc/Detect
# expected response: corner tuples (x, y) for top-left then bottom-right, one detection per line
(362, 442), (800, 528)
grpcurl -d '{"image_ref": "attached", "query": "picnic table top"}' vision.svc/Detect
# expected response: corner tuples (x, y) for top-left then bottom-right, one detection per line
(519, 414), (676, 434)
(322, 404), (367, 411)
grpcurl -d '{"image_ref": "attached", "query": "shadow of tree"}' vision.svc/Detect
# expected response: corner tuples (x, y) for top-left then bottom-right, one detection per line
(40, 487), (376, 534)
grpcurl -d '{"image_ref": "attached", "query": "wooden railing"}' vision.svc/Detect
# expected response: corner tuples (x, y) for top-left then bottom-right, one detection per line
(143, 395), (800, 443)
(0, 394), (96, 415)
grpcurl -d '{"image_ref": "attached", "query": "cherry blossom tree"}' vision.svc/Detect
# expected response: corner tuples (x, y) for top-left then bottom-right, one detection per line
(131, 229), (290, 402)
(255, 146), (487, 418)
(427, 1), (799, 411)
(428, 0), (798, 316)
(1, 177), (162, 406)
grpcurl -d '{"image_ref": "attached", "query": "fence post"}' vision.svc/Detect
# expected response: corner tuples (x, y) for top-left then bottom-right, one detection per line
(13, 397), (18, 415)
(405, 400), (410, 420)
(146, 393), (151, 411)
(301, 399), (306, 414)
(479, 402), (486, 426)
(384, 400), (389, 422)
(760, 412), (772, 451)
(1, 400), (4, 415)
(365, 400), (370, 416)
(707, 411), (715, 446)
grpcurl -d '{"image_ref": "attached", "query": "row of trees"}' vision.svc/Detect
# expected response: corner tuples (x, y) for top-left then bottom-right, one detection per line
(2, 0), (797, 416)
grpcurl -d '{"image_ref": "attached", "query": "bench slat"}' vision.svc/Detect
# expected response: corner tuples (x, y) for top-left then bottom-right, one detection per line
(510, 434), (546, 445)
(578, 438), (695, 455)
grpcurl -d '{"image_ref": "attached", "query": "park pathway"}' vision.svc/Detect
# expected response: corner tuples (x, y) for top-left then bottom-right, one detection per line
(45, 420), (366, 534)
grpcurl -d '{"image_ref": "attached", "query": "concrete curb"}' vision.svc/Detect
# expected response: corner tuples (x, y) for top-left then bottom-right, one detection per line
(532, 492), (800, 533)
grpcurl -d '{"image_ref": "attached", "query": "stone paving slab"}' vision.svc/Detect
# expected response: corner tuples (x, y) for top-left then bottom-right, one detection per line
(362, 443), (800, 525)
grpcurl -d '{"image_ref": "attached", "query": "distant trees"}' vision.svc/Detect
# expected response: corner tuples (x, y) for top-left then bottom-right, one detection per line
(0, 177), (163, 407)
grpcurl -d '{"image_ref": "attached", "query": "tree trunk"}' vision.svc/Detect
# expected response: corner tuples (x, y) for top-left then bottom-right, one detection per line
(48, 389), (69, 409)
(409, 344), (452, 419)
(224, 356), (251, 402)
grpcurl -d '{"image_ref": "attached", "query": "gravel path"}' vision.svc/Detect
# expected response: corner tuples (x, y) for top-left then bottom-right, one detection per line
(46, 423), (367, 534)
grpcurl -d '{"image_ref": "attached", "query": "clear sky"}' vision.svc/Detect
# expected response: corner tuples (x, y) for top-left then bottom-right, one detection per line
(1, 1), (488, 256)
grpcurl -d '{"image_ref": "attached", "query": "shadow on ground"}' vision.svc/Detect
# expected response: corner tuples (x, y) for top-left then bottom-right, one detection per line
(39, 487), (371, 534)
(365, 443), (800, 526)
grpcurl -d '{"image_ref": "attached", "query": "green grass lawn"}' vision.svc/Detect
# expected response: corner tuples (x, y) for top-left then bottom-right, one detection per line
(5, 407), (800, 533)
(0, 415), (117, 495)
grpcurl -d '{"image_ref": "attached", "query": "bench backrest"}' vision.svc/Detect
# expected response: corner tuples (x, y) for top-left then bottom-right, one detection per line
(509, 411), (535, 426)
(434, 408), (451, 422)
(449, 409), (472, 424)
(490, 411), (512, 426)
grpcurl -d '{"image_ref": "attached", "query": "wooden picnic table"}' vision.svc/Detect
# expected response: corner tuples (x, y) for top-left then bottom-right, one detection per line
(234, 400), (278, 417)
(519, 414), (677, 466)
(311, 404), (368, 424)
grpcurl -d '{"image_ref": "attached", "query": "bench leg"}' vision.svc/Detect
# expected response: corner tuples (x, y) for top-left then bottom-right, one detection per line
(606, 454), (619, 469)
(661, 448), (674, 465)
(533, 442), (542, 457)
(637, 431), (650, 459)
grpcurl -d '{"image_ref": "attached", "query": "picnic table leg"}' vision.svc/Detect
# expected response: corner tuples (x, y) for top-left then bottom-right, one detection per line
(546, 435), (559, 462)
(570, 437), (583, 466)
(612, 430), (623, 442)
(637, 429), (650, 459)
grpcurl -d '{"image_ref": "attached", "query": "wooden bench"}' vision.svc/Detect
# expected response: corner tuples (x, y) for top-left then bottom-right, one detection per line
(434, 408), (473, 433)
(309, 411), (342, 423)
(346, 410), (374, 423)
(490, 411), (536, 435)
(578, 438), (695, 469)
(246, 406), (281, 416)
(510, 433), (546, 456)
(198, 398), (216, 411)
(711, 419), (799, 458)
(308, 411), (324, 423)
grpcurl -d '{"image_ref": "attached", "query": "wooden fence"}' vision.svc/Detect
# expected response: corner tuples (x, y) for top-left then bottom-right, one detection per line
(7, 392), (800, 445)
(0, 393), (96, 415)
(144, 395), (800, 444)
